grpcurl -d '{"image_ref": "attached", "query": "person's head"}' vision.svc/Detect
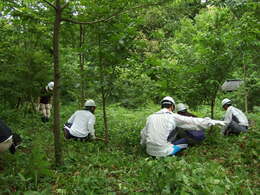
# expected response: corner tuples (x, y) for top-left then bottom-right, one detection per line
(176, 103), (187, 113)
(84, 99), (96, 113)
(222, 98), (232, 110)
(46, 81), (54, 91)
(161, 96), (175, 111)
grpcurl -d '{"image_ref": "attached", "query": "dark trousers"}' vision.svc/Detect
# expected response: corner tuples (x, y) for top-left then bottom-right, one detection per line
(64, 128), (90, 141)
(168, 128), (205, 145)
(224, 121), (248, 135)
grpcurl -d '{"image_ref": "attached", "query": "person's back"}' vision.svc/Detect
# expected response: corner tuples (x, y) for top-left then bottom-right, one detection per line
(144, 109), (176, 156)
(225, 106), (248, 126)
(222, 98), (249, 135)
(64, 99), (97, 140)
(69, 110), (95, 138)
(0, 119), (12, 144)
(38, 81), (54, 122)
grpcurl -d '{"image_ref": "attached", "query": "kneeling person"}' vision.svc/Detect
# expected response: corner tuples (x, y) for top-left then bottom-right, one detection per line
(140, 96), (225, 157)
(0, 119), (22, 154)
(64, 100), (96, 141)
(168, 103), (205, 146)
(221, 98), (249, 136)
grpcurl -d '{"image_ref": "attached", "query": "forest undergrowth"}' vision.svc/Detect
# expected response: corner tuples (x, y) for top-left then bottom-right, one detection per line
(0, 104), (259, 194)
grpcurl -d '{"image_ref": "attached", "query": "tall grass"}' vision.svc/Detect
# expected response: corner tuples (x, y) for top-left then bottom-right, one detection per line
(0, 103), (259, 194)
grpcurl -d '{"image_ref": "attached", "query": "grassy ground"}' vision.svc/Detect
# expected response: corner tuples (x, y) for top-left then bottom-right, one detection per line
(0, 104), (259, 194)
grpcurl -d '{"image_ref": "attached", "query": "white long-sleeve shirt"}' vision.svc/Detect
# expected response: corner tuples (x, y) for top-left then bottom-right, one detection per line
(141, 108), (225, 157)
(223, 106), (249, 130)
(65, 110), (96, 138)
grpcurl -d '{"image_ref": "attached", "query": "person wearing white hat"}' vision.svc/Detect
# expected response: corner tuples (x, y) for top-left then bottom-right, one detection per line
(38, 81), (54, 122)
(64, 99), (96, 141)
(176, 103), (197, 117)
(140, 96), (226, 157)
(221, 98), (249, 135)
(167, 103), (205, 146)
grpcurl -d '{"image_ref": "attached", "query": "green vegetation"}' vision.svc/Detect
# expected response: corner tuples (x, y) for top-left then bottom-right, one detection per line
(0, 103), (259, 194)
(0, 0), (259, 194)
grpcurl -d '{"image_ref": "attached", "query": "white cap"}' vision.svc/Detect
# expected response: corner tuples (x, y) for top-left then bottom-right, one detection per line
(84, 99), (96, 107)
(47, 81), (54, 90)
(176, 103), (187, 112)
(161, 96), (175, 106)
(222, 98), (231, 107)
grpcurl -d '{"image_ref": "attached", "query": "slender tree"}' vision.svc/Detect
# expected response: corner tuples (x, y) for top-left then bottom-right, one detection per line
(43, 0), (69, 166)
(79, 24), (86, 107)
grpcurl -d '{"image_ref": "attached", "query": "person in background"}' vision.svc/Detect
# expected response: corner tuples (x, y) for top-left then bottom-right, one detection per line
(176, 103), (197, 117)
(221, 98), (249, 136)
(140, 96), (225, 157)
(64, 99), (96, 141)
(167, 103), (205, 146)
(38, 81), (54, 123)
(0, 119), (22, 154)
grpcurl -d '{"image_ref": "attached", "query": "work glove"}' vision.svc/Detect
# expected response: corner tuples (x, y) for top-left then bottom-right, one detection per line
(213, 120), (226, 127)
(205, 118), (226, 127)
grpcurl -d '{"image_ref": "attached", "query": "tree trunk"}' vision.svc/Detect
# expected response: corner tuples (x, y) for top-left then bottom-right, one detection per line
(101, 87), (109, 143)
(243, 63), (248, 113)
(209, 96), (216, 134)
(210, 97), (215, 119)
(52, 0), (63, 166)
(79, 24), (85, 107)
(98, 32), (109, 143)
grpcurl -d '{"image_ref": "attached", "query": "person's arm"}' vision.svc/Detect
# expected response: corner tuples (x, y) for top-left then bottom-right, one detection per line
(140, 126), (147, 145)
(221, 109), (232, 132)
(88, 115), (96, 139)
(140, 117), (150, 145)
(173, 113), (225, 130)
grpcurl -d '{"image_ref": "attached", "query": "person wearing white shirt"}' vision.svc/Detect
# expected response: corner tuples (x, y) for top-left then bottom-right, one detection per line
(221, 98), (249, 136)
(64, 99), (96, 141)
(140, 96), (226, 157)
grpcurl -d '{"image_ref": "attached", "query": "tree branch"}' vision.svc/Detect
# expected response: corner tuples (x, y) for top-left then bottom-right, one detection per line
(61, 0), (171, 25)
(42, 0), (56, 10)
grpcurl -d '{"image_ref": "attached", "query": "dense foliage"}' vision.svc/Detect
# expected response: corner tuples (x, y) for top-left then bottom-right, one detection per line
(0, 103), (259, 194)
(0, 0), (259, 193)
(1, 0), (259, 109)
